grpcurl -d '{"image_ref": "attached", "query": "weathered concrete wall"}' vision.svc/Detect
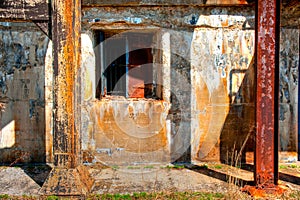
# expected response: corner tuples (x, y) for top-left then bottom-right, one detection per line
(0, 22), (49, 163)
(81, 6), (257, 165)
(0, 5), (298, 165)
(80, 30), (173, 165)
(86, 99), (170, 165)
(279, 27), (299, 162)
(191, 20), (255, 163)
(81, 5), (299, 165)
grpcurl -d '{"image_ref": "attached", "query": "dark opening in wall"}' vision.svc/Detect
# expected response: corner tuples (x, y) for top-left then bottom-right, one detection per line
(95, 30), (162, 99)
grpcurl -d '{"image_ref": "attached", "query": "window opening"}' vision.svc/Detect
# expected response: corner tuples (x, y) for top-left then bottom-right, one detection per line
(95, 30), (161, 99)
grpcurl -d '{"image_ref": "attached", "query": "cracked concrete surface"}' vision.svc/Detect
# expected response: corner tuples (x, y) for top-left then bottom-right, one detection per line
(1, 163), (300, 199)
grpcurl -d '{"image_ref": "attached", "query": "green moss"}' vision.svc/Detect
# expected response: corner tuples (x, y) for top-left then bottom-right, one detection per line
(289, 164), (298, 168)
(279, 165), (288, 169)
(213, 165), (222, 169)
(46, 195), (59, 200)
(173, 164), (185, 169)
(127, 166), (141, 170)
(143, 165), (154, 169)
(88, 192), (224, 200)
(0, 194), (10, 199)
(289, 190), (300, 199)
(111, 165), (119, 170)
(163, 164), (185, 170)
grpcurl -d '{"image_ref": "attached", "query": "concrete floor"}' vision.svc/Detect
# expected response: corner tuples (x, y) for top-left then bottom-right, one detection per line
(0, 163), (300, 199)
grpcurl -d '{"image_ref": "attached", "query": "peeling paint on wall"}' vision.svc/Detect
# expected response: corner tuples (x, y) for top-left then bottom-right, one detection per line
(0, 5), (298, 165)
(0, 22), (48, 163)
(191, 12), (255, 161)
(84, 99), (170, 165)
(279, 28), (299, 162)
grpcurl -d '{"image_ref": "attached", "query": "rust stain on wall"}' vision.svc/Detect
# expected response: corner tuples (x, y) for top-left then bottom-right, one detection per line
(87, 99), (169, 157)
(195, 82), (211, 156)
(0, 2), (298, 168)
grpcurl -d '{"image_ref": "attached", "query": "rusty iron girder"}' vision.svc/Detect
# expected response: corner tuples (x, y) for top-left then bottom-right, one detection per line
(39, 0), (94, 196)
(82, 0), (249, 6)
(255, 0), (280, 187)
(0, 0), (49, 20)
(52, 0), (81, 168)
(34, 21), (51, 38)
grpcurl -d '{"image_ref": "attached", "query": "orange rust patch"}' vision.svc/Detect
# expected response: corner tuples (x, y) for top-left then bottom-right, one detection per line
(195, 85), (211, 151)
(53, 0), (81, 167)
(135, 113), (151, 126)
(242, 184), (288, 198)
(206, 0), (248, 4)
(91, 100), (168, 153)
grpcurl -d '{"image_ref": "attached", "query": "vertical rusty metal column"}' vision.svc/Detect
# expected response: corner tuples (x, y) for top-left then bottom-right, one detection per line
(52, 0), (80, 168)
(40, 0), (93, 196)
(255, 0), (280, 186)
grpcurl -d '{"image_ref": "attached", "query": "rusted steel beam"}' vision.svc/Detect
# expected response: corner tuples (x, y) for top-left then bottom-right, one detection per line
(82, 0), (248, 6)
(0, 0), (49, 21)
(206, 0), (249, 4)
(34, 21), (51, 38)
(255, 0), (280, 187)
(40, 0), (94, 196)
(52, 0), (81, 168)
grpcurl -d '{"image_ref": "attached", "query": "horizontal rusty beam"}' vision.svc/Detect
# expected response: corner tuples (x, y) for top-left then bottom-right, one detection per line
(81, 0), (298, 6)
(34, 21), (51, 38)
(82, 0), (249, 6)
(0, 0), (297, 24)
(0, 0), (49, 21)
(255, 0), (280, 187)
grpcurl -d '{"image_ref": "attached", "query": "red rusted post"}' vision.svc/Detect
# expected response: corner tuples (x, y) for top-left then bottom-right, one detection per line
(255, 0), (280, 186)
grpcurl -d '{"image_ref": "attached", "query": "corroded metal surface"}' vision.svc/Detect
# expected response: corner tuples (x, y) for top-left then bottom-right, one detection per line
(40, 0), (94, 196)
(255, 0), (280, 186)
(82, 0), (248, 6)
(0, 0), (49, 20)
(34, 21), (51, 38)
(52, 0), (81, 168)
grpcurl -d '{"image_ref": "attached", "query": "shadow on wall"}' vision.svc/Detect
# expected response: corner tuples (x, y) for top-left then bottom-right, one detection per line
(0, 100), (46, 164)
(169, 53), (192, 163)
(0, 22), (48, 165)
(219, 57), (255, 166)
